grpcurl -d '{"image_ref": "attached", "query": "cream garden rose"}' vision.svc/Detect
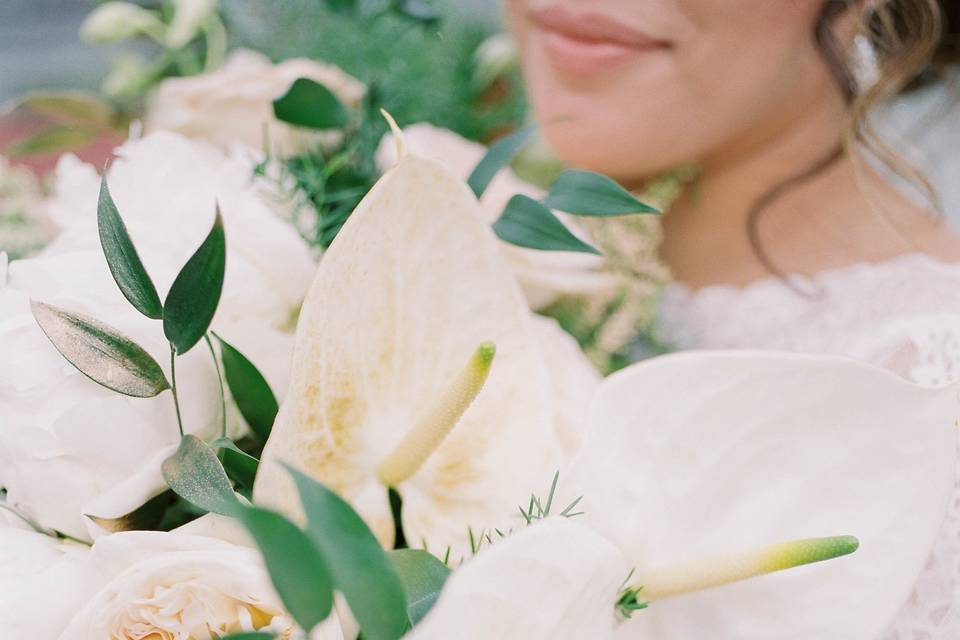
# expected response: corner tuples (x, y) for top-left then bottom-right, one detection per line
(376, 123), (617, 310)
(0, 132), (316, 541)
(144, 49), (366, 157)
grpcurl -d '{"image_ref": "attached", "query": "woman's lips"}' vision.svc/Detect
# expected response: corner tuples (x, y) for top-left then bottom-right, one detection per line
(530, 6), (669, 75)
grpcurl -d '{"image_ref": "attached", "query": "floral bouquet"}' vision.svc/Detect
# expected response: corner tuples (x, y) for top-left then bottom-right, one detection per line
(0, 1), (957, 639)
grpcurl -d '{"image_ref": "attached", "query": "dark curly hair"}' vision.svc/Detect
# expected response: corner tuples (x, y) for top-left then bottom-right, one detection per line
(746, 0), (957, 286)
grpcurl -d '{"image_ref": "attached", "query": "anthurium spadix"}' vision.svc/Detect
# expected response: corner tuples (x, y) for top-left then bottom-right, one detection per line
(409, 352), (958, 640)
(254, 116), (599, 557)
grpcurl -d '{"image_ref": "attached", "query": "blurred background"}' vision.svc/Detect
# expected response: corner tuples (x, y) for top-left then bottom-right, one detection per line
(0, 0), (499, 102)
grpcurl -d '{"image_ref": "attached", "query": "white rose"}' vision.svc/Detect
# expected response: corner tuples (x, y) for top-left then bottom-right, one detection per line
(0, 133), (317, 540)
(376, 124), (617, 309)
(144, 49), (366, 157)
(0, 530), (343, 639)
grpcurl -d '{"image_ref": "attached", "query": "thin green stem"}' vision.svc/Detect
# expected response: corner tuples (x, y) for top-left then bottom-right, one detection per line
(204, 333), (227, 438)
(169, 344), (185, 437)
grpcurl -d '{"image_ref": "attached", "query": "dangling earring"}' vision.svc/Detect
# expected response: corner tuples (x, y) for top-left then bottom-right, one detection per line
(849, 33), (881, 93)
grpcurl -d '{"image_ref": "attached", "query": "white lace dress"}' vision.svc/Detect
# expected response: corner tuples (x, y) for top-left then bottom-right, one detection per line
(656, 253), (960, 639)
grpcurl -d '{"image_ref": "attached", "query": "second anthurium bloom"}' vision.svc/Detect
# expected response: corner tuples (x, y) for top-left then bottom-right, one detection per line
(255, 119), (601, 558)
(409, 352), (958, 639)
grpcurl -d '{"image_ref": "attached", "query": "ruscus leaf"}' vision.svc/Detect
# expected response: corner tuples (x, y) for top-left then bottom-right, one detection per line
(238, 506), (334, 632)
(210, 437), (260, 494)
(493, 194), (600, 255)
(389, 549), (451, 626)
(285, 465), (408, 640)
(214, 333), (278, 444)
(161, 435), (242, 517)
(542, 170), (660, 216)
(163, 209), (226, 354)
(273, 78), (349, 130)
(97, 175), (163, 319)
(30, 301), (169, 397)
(467, 124), (537, 199)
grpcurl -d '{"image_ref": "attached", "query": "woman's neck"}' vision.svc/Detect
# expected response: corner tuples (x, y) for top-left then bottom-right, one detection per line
(658, 93), (955, 290)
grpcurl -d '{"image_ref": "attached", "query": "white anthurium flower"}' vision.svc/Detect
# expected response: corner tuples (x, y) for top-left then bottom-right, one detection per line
(408, 352), (958, 640)
(255, 120), (600, 559)
(144, 49), (366, 157)
(376, 123), (617, 310)
(0, 133), (316, 541)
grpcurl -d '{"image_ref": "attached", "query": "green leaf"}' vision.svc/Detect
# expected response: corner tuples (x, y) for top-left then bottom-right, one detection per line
(493, 195), (600, 255)
(542, 170), (660, 216)
(324, 0), (358, 14)
(217, 633), (275, 640)
(389, 549), (450, 626)
(273, 78), (350, 130)
(30, 301), (169, 397)
(97, 176), (163, 319)
(392, 0), (440, 25)
(161, 435), (242, 517)
(213, 333), (278, 444)
(210, 437), (259, 494)
(238, 506), (334, 632)
(467, 125), (537, 199)
(286, 466), (408, 640)
(19, 91), (117, 128)
(163, 210), (226, 354)
(6, 126), (96, 157)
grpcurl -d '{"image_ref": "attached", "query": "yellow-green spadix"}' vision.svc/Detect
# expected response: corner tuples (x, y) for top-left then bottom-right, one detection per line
(407, 352), (958, 640)
(253, 115), (598, 557)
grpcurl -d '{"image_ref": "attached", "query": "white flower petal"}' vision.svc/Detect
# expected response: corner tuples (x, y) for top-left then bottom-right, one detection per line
(569, 351), (958, 640)
(408, 518), (625, 640)
(256, 153), (562, 557)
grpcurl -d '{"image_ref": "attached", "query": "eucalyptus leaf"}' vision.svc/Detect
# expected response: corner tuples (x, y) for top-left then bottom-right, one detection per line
(163, 210), (226, 354)
(467, 125), (537, 199)
(493, 195), (600, 255)
(543, 170), (660, 216)
(6, 126), (96, 157)
(161, 435), (242, 517)
(30, 301), (169, 397)
(210, 437), (259, 494)
(98, 176), (163, 319)
(286, 465), (408, 640)
(273, 78), (349, 130)
(19, 91), (116, 128)
(389, 549), (450, 626)
(214, 333), (278, 444)
(238, 506), (334, 632)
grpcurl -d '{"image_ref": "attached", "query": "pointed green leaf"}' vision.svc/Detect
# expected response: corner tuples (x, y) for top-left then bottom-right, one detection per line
(543, 170), (660, 216)
(324, 0), (358, 14)
(213, 333), (278, 444)
(238, 506), (334, 632)
(6, 126), (96, 157)
(31, 301), (169, 397)
(285, 465), (408, 640)
(493, 194), (600, 255)
(163, 210), (226, 354)
(389, 549), (450, 626)
(161, 435), (242, 517)
(98, 176), (163, 319)
(273, 78), (349, 130)
(20, 91), (117, 128)
(467, 125), (537, 199)
(210, 437), (259, 493)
